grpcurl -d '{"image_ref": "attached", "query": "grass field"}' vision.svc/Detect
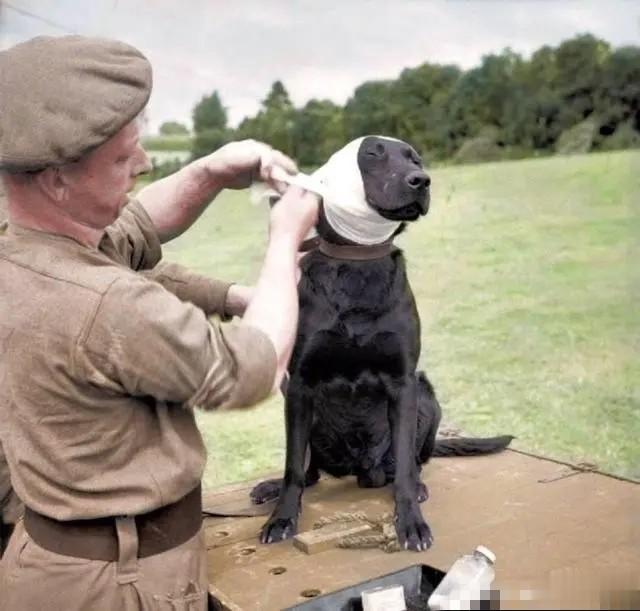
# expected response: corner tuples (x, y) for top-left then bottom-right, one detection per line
(157, 150), (640, 488)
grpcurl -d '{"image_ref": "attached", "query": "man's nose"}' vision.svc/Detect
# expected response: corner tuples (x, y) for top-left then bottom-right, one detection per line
(133, 146), (152, 177)
(405, 170), (430, 190)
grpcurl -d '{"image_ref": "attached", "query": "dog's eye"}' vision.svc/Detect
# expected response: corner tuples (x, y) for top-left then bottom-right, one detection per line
(403, 148), (422, 165)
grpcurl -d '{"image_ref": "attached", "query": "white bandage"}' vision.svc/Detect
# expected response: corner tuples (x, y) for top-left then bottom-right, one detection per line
(312, 137), (402, 245)
(251, 136), (402, 246)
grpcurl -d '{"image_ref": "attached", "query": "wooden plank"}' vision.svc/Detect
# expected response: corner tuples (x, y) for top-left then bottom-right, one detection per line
(204, 516), (264, 550)
(205, 452), (640, 610)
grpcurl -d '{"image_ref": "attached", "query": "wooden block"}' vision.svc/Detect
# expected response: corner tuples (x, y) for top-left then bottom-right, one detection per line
(293, 521), (374, 555)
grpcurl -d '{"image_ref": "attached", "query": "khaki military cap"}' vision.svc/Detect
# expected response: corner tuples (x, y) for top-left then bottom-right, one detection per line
(0, 35), (152, 172)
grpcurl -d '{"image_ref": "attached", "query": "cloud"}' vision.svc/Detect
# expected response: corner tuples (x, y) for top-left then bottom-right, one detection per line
(1, 0), (638, 132)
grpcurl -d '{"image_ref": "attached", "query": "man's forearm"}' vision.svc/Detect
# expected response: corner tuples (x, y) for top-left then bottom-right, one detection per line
(140, 261), (234, 318)
(242, 234), (301, 390)
(136, 161), (223, 243)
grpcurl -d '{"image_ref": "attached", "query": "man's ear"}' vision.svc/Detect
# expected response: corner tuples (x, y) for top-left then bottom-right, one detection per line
(33, 167), (69, 203)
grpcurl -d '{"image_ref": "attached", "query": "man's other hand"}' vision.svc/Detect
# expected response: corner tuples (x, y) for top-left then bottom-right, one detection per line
(269, 186), (320, 247)
(199, 140), (297, 192)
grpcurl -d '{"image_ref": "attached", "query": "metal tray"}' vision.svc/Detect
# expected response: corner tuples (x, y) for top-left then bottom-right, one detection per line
(283, 563), (446, 611)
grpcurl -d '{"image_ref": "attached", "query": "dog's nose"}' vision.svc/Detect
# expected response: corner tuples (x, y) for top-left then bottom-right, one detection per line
(405, 171), (430, 190)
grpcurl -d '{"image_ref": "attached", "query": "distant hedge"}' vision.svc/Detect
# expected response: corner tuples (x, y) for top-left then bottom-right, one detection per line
(142, 135), (192, 152)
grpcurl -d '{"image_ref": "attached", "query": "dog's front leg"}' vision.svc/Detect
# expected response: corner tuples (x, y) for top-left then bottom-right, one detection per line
(389, 375), (434, 551)
(260, 385), (311, 543)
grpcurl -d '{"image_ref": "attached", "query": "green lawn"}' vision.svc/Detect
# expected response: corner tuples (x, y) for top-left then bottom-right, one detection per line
(157, 150), (640, 488)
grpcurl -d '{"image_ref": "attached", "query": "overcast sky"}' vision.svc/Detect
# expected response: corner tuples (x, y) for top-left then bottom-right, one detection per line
(1, 0), (638, 133)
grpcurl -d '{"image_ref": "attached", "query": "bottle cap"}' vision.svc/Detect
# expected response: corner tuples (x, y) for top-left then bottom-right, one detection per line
(475, 545), (496, 564)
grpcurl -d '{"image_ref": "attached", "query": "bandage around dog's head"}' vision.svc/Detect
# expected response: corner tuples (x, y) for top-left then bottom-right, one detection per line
(312, 136), (403, 245)
(252, 136), (403, 245)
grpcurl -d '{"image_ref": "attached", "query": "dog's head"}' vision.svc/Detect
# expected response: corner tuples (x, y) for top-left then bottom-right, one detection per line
(310, 135), (430, 245)
(357, 136), (430, 222)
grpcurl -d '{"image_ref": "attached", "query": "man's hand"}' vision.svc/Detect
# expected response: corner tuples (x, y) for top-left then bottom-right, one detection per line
(269, 186), (320, 246)
(197, 140), (297, 192)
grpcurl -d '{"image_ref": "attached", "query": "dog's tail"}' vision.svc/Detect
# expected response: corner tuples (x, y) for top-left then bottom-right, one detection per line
(432, 435), (514, 457)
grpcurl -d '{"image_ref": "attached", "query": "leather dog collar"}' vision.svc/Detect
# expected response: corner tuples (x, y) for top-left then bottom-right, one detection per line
(317, 238), (394, 261)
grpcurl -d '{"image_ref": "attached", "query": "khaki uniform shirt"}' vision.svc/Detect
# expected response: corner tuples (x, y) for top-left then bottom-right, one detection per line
(0, 200), (276, 520)
(0, 206), (21, 527)
(100, 201), (236, 319)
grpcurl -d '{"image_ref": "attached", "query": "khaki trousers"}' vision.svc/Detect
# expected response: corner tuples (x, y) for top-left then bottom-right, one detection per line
(0, 519), (208, 611)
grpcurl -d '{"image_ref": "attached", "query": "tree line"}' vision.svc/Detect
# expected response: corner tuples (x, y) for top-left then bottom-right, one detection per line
(158, 34), (639, 169)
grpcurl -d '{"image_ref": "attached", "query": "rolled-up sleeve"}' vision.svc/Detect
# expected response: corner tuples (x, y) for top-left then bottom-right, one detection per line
(75, 275), (276, 411)
(187, 323), (277, 410)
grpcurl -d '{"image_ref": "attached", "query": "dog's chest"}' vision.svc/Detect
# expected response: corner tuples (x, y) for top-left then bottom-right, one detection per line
(292, 252), (419, 380)
(300, 254), (404, 321)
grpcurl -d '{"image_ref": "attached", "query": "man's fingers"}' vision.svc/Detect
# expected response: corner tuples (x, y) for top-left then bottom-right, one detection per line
(274, 150), (298, 175)
(259, 150), (298, 185)
(266, 149), (298, 175)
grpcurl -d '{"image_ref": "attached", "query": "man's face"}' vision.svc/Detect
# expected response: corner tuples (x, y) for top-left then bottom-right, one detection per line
(60, 120), (151, 229)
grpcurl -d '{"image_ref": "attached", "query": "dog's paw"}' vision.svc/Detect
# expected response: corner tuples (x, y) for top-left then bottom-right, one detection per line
(395, 501), (433, 551)
(259, 516), (298, 544)
(250, 479), (282, 505)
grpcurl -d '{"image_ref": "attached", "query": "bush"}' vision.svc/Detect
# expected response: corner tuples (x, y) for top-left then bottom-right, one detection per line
(599, 121), (640, 151)
(190, 128), (231, 161)
(159, 121), (189, 136)
(555, 117), (598, 155)
(148, 158), (184, 181)
(142, 135), (192, 152)
(453, 126), (503, 164)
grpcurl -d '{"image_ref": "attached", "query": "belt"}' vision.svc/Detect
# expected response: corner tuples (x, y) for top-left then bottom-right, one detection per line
(23, 484), (202, 561)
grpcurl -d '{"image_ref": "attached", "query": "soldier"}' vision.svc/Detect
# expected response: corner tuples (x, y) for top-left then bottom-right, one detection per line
(0, 111), (255, 564)
(0, 35), (319, 610)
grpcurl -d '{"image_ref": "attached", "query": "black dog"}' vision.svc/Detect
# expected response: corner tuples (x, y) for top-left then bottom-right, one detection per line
(251, 136), (512, 551)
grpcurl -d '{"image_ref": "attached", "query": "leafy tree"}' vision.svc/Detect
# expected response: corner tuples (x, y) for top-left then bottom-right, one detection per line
(194, 35), (640, 168)
(553, 34), (611, 129)
(191, 91), (230, 159)
(263, 80), (293, 113)
(193, 91), (228, 132)
(505, 47), (563, 149)
(291, 99), (346, 167)
(447, 49), (523, 151)
(236, 81), (296, 156)
(344, 80), (401, 140)
(596, 46), (640, 139)
(392, 63), (461, 160)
